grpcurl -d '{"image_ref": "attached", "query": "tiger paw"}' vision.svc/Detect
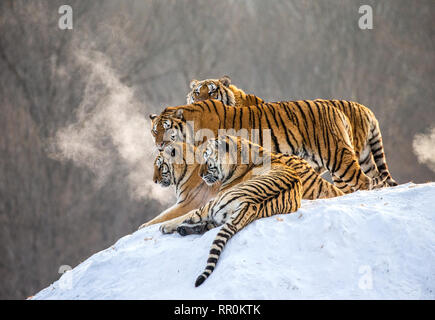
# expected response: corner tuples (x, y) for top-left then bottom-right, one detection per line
(159, 222), (179, 234)
(177, 223), (207, 236)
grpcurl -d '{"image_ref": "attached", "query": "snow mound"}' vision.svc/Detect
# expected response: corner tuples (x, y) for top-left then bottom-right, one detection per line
(33, 183), (435, 299)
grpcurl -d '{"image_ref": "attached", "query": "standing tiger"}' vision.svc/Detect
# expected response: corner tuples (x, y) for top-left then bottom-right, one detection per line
(140, 137), (343, 228)
(149, 99), (388, 194)
(160, 135), (305, 287)
(186, 76), (397, 187)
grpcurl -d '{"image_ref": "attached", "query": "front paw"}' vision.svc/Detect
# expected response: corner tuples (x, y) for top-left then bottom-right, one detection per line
(177, 225), (189, 236)
(177, 223), (207, 236)
(159, 222), (178, 234)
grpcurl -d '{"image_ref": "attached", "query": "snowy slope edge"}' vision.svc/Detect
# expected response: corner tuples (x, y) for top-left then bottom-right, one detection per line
(33, 182), (435, 299)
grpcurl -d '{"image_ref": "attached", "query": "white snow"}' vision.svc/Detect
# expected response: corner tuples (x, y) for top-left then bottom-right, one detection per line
(33, 182), (435, 300)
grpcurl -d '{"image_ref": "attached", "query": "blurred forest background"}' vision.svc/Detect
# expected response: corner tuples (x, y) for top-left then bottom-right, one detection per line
(0, 0), (434, 299)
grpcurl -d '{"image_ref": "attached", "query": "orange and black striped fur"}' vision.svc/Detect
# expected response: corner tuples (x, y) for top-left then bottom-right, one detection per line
(150, 99), (387, 193)
(186, 77), (397, 188)
(140, 138), (343, 228)
(314, 99), (397, 187)
(138, 143), (220, 229)
(186, 76), (264, 107)
(274, 148), (344, 200)
(160, 135), (304, 287)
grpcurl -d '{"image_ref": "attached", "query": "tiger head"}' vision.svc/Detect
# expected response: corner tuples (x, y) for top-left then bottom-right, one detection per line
(149, 109), (185, 151)
(198, 135), (241, 186)
(186, 76), (236, 106)
(153, 142), (195, 187)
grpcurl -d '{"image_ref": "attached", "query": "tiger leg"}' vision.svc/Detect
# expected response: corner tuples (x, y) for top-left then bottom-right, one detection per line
(176, 208), (218, 236)
(175, 188), (249, 236)
(164, 179), (257, 236)
(140, 179), (220, 230)
(295, 165), (344, 199)
(139, 203), (191, 229)
(332, 145), (388, 190)
(368, 121), (398, 186)
(358, 145), (379, 178)
(329, 146), (386, 192)
(331, 175), (350, 192)
(159, 201), (213, 234)
(358, 145), (389, 188)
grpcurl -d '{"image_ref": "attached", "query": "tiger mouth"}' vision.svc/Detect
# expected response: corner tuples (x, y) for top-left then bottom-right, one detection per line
(160, 179), (171, 187)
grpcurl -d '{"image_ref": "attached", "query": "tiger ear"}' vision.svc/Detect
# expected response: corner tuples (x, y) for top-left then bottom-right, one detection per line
(219, 75), (231, 87)
(149, 114), (158, 120)
(175, 109), (184, 119)
(189, 79), (199, 89)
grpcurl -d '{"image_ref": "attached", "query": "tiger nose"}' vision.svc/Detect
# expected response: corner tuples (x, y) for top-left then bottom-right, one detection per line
(157, 142), (165, 150)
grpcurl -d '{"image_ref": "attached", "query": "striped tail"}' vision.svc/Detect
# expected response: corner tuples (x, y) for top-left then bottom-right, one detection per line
(195, 203), (259, 287)
(369, 121), (398, 187)
(195, 223), (238, 287)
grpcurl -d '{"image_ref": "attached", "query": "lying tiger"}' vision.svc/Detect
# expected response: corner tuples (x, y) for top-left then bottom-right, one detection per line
(139, 137), (343, 228)
(149, 99), (388, 194)
(186, 76), (397, 188)
(158, 135), (317, 287)
(138, 143), (220, 228)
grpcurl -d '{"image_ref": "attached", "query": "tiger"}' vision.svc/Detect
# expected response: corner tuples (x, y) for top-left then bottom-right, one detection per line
(186, 76), (397, 188)
(186, 76), (264, 108)
(149, 99), (388, 194)
(138, 143), (220, 229)
(159, 135), (306, 287)
(140, 137), (343, 228)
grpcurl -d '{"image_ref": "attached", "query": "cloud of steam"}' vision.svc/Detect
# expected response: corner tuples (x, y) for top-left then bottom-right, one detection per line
(48, 50), (174, 205)
(413, 127), (435, 173)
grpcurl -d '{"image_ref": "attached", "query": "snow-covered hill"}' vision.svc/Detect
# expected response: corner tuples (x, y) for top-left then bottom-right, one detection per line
(33, 183), (435, 299)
